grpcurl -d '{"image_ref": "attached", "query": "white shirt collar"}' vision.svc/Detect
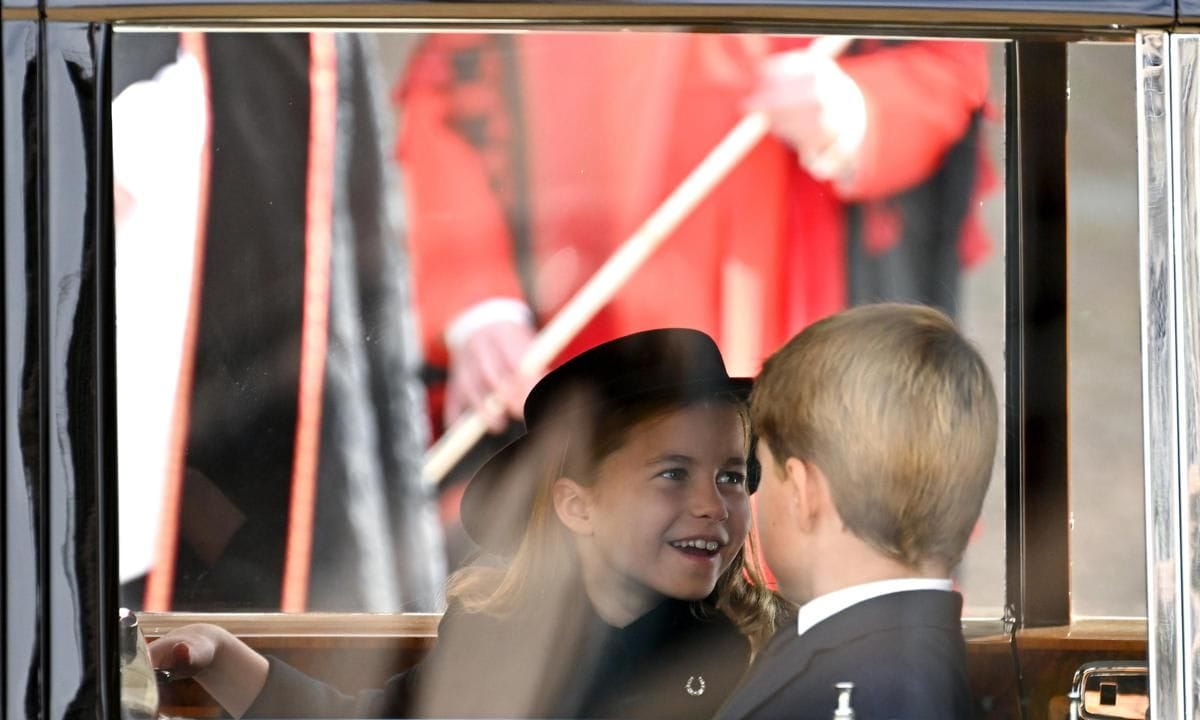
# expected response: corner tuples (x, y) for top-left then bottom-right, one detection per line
(795, 578), (954, 637)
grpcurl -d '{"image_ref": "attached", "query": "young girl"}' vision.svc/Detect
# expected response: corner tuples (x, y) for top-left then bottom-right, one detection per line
(150, 329), (783, 718)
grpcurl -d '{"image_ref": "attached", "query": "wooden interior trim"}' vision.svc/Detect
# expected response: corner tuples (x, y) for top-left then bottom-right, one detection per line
(140, 613), (1146, 649)
(1, 7), (40, 18)
(1016, 619), (1148, 651)
(139, 612), (441, 639)
(146, 614), (1148, 718)
(964, 620), (1148, 655)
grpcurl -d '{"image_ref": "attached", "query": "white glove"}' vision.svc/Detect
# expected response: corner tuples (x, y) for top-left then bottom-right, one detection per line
(746, 50), (868, 189)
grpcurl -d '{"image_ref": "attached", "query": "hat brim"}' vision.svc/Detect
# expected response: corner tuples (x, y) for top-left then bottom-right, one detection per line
(461, 376), (752, 555)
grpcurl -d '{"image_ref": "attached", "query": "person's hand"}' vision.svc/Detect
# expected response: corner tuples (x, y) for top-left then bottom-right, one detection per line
(149, 624), (268, 718)
(148, 623), (227, 679)
(446, 319), (538, 433)
(746, 50), (868, 188)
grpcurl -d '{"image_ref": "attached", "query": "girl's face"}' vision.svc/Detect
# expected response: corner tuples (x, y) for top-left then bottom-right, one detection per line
(574, 402), (751, 616)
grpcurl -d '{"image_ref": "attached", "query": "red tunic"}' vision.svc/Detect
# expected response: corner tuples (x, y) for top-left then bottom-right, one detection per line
(397, 33), (991, 379)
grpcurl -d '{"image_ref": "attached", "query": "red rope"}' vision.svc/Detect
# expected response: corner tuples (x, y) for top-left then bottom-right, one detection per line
(280, 33), (337, 613)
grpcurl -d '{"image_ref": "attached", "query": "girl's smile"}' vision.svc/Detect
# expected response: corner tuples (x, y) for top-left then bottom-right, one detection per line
(565, 402), (750, 624)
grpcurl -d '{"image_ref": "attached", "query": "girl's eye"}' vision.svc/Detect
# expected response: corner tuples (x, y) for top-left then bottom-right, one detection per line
(659, 468), (687, 481)
(717, 470), (746, 485)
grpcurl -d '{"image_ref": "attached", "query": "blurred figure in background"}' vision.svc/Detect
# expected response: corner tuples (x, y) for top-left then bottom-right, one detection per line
(114, 32), (444, 612)
(395, 33), (993, 562)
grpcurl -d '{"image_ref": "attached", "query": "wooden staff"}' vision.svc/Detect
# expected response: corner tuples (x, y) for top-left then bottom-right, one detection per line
(423, 35), (853, 486)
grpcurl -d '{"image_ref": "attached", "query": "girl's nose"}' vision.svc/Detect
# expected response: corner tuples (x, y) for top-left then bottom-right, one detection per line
(690, 480), (730, 521)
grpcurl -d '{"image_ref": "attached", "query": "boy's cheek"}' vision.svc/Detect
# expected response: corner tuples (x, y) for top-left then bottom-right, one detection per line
(757, 509), (794, 571)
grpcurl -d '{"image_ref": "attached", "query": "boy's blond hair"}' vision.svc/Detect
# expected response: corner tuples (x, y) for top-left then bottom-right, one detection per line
(751, 303), (998, 569)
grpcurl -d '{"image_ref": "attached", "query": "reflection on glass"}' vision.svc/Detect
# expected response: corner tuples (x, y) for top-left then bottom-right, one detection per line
(113, 29), (1006, 616)
(115, 33), (443, 613)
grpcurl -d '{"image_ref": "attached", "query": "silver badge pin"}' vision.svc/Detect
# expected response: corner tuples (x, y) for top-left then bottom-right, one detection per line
(832, 681), (855, 719)
(685, 675), (706, 696)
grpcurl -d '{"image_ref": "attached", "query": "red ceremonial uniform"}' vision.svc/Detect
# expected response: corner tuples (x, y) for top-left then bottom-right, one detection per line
(397, 32), (992, 388)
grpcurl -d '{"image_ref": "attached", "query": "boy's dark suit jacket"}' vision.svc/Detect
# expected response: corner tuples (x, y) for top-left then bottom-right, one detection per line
(715, 590), (974, 720)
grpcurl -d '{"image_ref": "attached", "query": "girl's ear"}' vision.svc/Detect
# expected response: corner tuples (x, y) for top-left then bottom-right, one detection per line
(552, 477), (594, 537)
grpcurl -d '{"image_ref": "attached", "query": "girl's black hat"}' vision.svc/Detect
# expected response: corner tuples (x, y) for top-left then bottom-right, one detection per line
(460, 328), (753, 555)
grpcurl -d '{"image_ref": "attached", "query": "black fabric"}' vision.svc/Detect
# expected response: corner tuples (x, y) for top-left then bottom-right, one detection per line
(168, 33), (439, 612)
(846, 113), (983, 320)
(175, 33), (311, 610)
(247, 597), (751, 718)
(519, 329), (749, 432)
(309, 35), (441, 612)
(716, 590), (972, 720)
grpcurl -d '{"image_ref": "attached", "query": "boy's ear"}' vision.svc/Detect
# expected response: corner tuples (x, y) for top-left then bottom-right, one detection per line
(784, 457), (823, 532)
(799, 460), (842, 530)
(552, 477), (594, 537)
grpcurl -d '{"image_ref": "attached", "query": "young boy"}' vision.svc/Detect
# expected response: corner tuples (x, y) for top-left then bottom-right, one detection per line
(717, 303), (997, 720)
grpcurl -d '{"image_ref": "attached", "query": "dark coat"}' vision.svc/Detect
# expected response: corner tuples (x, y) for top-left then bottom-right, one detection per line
(715, 591), (973, 720)
(114, 33), (442, 612)
(246, 596), (750, 718)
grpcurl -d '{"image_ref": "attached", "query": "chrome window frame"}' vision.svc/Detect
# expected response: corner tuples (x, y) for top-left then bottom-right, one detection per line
(1138, 28), (1200, 720)
(5, 2), (1197, 717)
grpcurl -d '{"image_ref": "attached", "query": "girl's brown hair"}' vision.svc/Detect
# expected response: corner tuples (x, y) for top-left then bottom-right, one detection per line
(446, 393), (787, 652)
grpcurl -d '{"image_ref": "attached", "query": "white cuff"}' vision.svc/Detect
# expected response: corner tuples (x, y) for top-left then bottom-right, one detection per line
(445, 298), (534, 350)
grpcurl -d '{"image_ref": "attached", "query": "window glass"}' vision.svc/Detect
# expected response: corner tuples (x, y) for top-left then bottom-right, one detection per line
(956, 43), (1008, 620)
(1067, 41), (1145, 618)
(113, 29), (1007, 617)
